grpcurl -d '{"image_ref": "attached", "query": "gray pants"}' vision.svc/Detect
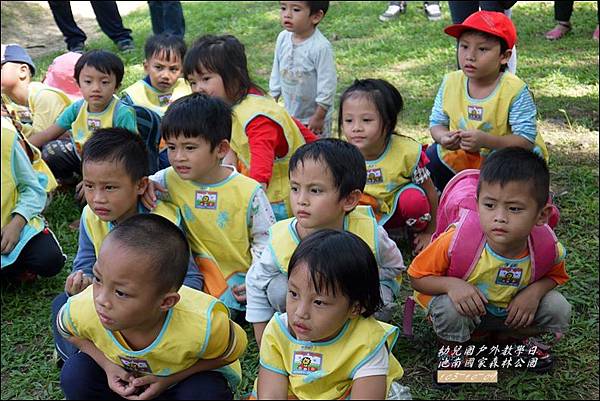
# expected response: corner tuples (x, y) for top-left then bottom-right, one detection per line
(428, 290), (571, 343)
(266, 273), (397, 322)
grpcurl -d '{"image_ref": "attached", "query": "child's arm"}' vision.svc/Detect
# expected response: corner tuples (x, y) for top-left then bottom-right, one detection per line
(257, 366), (289, 399)
(505, 277), (557, 329)
(376, 225), (405, 279)
(113, 102), (138, 133)
(430, 125), (462, 150)
(458, 129), (532, 153)
(310, 41), (336, 135)
(65, 217), (95, 295)
(27, 123), (66, 149)
(269, 33), (283, 102)
(141, 168), (169, 210)
(350, 376), (387, 400)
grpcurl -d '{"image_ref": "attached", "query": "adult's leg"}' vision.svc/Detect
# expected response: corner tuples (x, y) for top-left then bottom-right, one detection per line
(48, 1), (87, 51)
(158, 1), (185, 38)
(448, 1), (479, 24)
(51, 293), (80, 362)
(60, 352), (123, 400)
(8, 229), (65, 277)
(554, 1), (575, 22)
(160, 371), (233, 400)
(479, 1), (505, 13)
(90, 1), (133, 44)
(147, 1), (165, 35)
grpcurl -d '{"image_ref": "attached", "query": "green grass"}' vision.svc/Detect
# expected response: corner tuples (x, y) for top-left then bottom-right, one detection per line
(2, 1), (598, 399)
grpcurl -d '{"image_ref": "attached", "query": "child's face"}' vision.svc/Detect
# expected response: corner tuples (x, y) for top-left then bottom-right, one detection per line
(78, 65), (118, 113)
(187, 69), (229, 103)
(279, 1), (322, 36)
(477, 180), (548, 256)
(458, 32), (510, 81)
(144, 50), (182, 93)
(341, 94), (386, 160)
(166, 135), (229, 183)
(82, 160), (147, 224)
(286, 261), (358, 342)
(290, 158), (356, 235)
(93, 236), (166, 332)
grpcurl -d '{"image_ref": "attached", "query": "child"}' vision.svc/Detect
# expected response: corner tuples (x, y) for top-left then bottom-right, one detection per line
(427, 11), (549, 192)
(57, 214), (247, 400)
(270, 1), (336, 138)
(408, 147), (571, 374)
(1, 116), (65, 281)
(1, 44), (72, 138)
(183, 34), (318, 220)
(143, 93), (276, 315)
(339, 78), (439, 254)
(50, 127), (203, 363)
(121, 33), (191, 116)
(246, 138), (405, 346)
(255, 229), (405, 399)
(42, 51), (83, 101)
(30, 50), (137, 185)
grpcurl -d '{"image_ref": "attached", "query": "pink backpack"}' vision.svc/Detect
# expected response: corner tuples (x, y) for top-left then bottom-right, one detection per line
(42, 52), (82, 101)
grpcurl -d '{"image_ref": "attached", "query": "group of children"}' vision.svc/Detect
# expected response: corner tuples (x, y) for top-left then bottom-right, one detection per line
(1, 2), (572, 399)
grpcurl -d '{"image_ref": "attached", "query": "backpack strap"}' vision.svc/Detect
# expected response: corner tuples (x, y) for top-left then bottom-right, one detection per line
(529, 224), (559, 282)
(448, 209), (486, 280)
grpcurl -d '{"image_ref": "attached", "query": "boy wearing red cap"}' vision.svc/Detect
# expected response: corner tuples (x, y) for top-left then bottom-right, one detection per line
(426, 11), (549, 192)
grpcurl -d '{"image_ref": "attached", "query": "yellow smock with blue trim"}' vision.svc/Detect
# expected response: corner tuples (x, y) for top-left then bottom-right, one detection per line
(121, 78), (191, 116)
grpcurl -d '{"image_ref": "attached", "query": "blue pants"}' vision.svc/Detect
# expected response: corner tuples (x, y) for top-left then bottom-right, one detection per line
(60, 352), (233, 400)
(148, 1), (185, 38)
(51, 292), (79, 362)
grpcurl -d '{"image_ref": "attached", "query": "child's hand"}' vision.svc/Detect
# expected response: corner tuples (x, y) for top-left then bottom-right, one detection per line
(446, 279), (488, 318)
(64, 270), (93, 296)
(75, 180), (87, 205)
(413, 232), (432, 255)
(308, 113), (326, 136)
(103, 362), (137, 398)
(232, 283), (247, 304)
(440, 131), (462, 150)
(458, 130), (485, 153)
(125, 375), (171, 400)
(1, 214), (26, 255)
(141, 180), (167, 210)
(505, 288), (541, 329)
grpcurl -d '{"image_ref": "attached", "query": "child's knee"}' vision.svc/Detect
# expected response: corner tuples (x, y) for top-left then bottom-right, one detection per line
(535, 290), (572, 331)
(266, 273), (287, 313)
(60, 353), (98, 398)
(429, 294), (478, 342)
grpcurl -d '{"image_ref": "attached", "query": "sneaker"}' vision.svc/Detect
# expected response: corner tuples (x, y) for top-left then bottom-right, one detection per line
(116, 39), (135, 53)
(519, 337), (554, 373)
(69, 43), (85, 54)
(379, 2), (406, 22)
(424, 2), (442, 21)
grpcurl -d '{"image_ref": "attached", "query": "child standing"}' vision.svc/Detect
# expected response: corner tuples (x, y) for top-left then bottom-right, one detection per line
(183, 34), (318, 220)
(50, 128), (203, 363)
(1, 117), (65, 281)
(427, 11), (549, 192)
(58, 214), (247, 400)
(255, 229), (406, 399)
(408, 148), (571, 374)
(340, 79), (439, 254)
(246, 139), (405, 346)
(30, 50), (137, 185)
(1, 44), (72, 138)
(270, 1), (336, 138)
(144, 93), (276, 315)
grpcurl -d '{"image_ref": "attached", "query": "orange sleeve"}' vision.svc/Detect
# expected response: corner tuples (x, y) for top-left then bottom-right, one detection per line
(407, 227), (455, 279)
(546, 260), (569, 286)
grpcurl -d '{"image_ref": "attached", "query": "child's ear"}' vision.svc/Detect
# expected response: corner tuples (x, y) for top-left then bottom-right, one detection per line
(136, 176), (149, 196)
(310, 10), (325, 26)
(341, 189), (362, 213)
(159, 291), (180, 311)
(500, 48), (512, 68)
(18, 64), (30, 81)
(536, 204), (553, 226)
(142, 59), (149, 73)
(215, 139), (231, 159)
(350, 301), (363, 318)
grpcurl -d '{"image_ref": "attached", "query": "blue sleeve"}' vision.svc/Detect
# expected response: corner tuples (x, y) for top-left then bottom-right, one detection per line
(12, 141), (46, 221)
(120, 92), (134, 107)
(72, 215), (96, 277)
(314, 39), (337, 109)
(183, 255), (204, 291)
(56, 100), (82, 130)
(429, 76), (449, 128)
(113, 103), (138, 133)
(508, 86), (537, 143)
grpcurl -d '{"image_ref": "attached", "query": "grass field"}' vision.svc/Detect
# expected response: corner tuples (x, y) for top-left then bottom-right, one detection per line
(1, 1), (598, 399)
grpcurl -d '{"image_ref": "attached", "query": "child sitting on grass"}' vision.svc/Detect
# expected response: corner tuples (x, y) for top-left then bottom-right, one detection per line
(427, 11), (549, 192)
(254, 229), (406, 400)
(57, 214), (247, 399)
(408, 147), (571, 378)
(50, 127), (203, 363)
(246, 139), (405, 347)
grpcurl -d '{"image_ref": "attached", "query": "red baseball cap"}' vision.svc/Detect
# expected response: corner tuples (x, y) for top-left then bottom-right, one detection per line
(444, 10), (517, 49)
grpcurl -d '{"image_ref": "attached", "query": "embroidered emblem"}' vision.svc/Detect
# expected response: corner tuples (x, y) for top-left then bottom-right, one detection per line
(195, 191), (217, 209)
(118, 356), (153, 376)
(292, 351), (323, 375)
(158, 93), (172, 107)
(495, 264), (523, 287)
(467, 105), (483, 121)
(366, 168), (383, 184)
(87, 118), (102, 132)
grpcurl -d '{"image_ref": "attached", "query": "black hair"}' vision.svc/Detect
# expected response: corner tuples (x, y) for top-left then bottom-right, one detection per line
(73, 50), (125, 87)
(303, 1), (329, 16)
(161, 92), (232, 150)
(183, 34), (264, 103)
(478, 147), (549, 209)
(338, 78), (404, 140)
(144, 33), (187, 62)
(459, 29), (510, 72)
(81, 128), (149, 182)
(288, 229), (382, 318)
(289, 138), (366, 200)
(107, 214), (190, 294)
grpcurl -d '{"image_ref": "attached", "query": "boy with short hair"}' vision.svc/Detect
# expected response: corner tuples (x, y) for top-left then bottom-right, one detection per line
(144, 93), (276, 315)
(427, 11), (549, 191)
(246, 139), (405, 347)
(1, 44), (72, 138)
(409, 147), (571, 373)
(270, 1), (336, 137)
(58, 214), (247, 400)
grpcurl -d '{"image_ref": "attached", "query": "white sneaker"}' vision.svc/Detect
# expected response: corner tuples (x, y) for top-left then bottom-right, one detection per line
(424, 2), (442, 21)
(379, 3), (405, 22)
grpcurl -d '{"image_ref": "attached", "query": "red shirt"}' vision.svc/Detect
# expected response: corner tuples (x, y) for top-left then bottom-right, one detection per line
(245, 87), (317, 184)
